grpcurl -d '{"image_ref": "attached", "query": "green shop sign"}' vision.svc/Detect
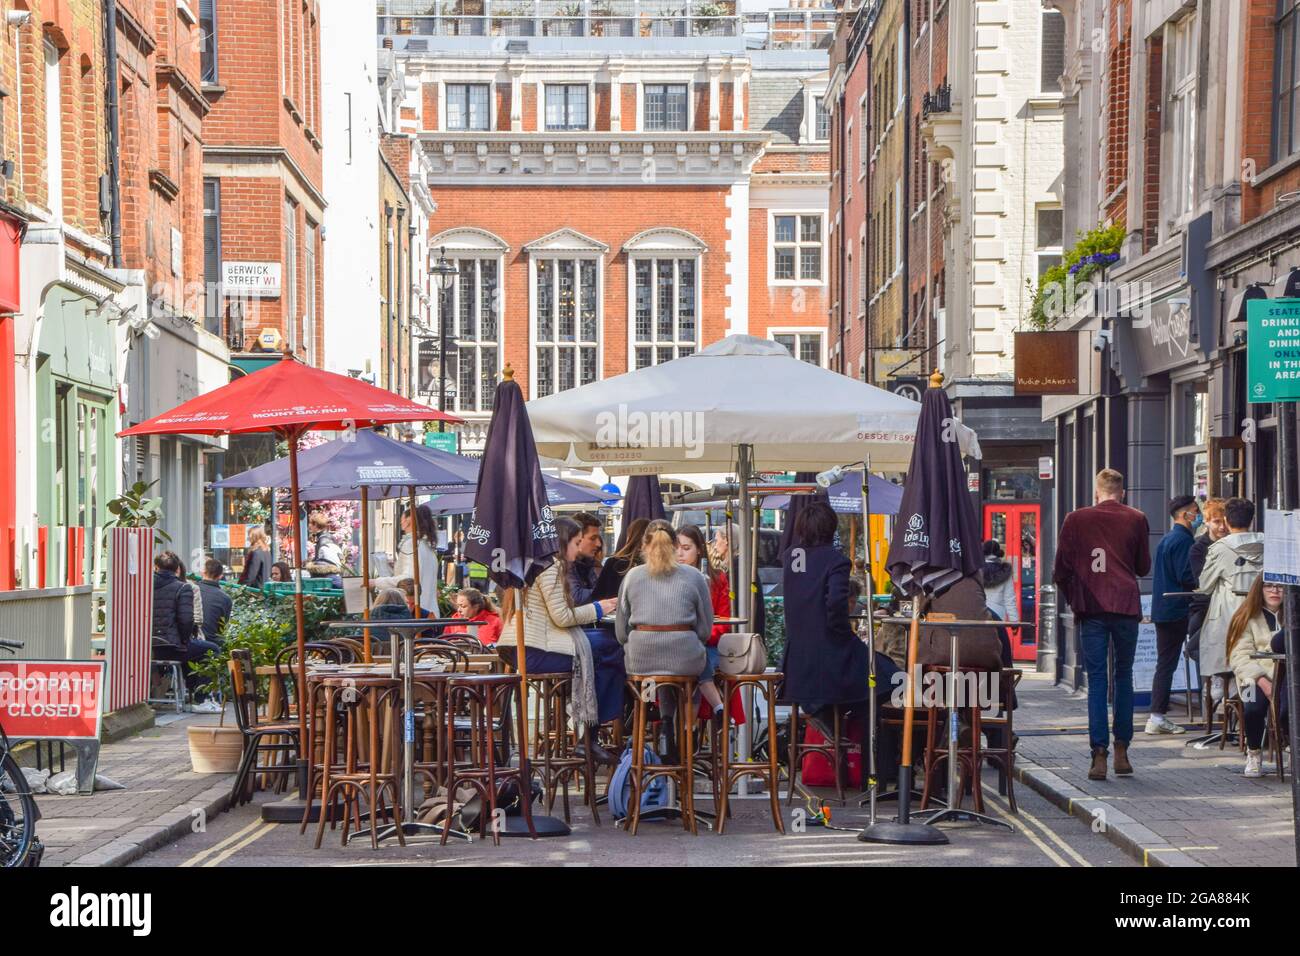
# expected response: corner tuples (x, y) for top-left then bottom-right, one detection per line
(423, 430), (459, 454)
(1247, 298), (1300, 403)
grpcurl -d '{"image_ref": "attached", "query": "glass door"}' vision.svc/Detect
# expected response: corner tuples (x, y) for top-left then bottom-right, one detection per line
(983, 503), (1041, 661)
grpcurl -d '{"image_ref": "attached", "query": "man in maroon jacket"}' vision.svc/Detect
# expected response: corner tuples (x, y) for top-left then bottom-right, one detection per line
(1053, 468), (1152, 781)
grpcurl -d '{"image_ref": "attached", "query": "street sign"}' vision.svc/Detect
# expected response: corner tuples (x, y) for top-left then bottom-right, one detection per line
(222, 261), (281, 297)
(1014, 331), (1081, 395)
(423, 430), (459, 455)
(600, 482), (621, 506)
(1038, 456), (1054, 480)
(1247, 297), (1300, 402)
(0, 660), (105, 741)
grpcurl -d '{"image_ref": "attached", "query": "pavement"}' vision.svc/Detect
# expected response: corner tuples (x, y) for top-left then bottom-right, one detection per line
(15, 711), (235, 867)
(1011, 671), (1297, 868)
(17, 672), (1296, 867)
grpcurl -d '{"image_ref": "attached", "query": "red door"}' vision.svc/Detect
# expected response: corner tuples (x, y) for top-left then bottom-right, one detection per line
(982, 504), (1041, 662)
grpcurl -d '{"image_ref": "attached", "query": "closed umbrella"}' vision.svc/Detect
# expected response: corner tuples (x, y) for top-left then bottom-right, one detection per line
(119, 352), (459, 814)
(861, 370), (986, 846)
(615, 474), (666, 550)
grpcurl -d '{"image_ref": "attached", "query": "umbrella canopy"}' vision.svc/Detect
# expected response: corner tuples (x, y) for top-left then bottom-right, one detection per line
(119, 351), (459, 437)
(526, 335), (981, 474)
(464, 367), (559, 590)
(763, 472), (904, 516)
(425, 476), (619, 517)
(211, 428), (478, 498)
(885, 373), (982, 595)
(615, 475), (666, 550)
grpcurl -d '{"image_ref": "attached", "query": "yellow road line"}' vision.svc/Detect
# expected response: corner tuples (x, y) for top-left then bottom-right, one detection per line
(986, 791), (1091, 867)
(203, 822), (278, 867)
(982, 796), (1070, 867)
(179, 818), (266, 868)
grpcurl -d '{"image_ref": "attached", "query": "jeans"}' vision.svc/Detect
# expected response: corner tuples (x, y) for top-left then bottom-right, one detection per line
(1150, 618), (1189, 716)
(1241, 684), (1272, 750)
(1079, 613), (1139, 750)
(155, 639), (221, 699)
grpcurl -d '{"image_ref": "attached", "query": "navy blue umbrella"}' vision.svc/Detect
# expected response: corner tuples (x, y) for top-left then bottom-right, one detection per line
(763, 472), (903, 516)
(614, 475), (666, 550)
(427, 477), (619, 517)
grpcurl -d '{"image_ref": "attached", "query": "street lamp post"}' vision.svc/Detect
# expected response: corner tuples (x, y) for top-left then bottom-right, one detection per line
(429, 247), (459, 434)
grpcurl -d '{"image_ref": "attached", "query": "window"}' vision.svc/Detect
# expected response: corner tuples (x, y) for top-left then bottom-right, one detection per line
(632, 258), (698, 369)
(1035, 206), (1063, 278)
(446, 83), (490, 131)
(44, 40), (61, 219)
(431, 258), (500, 413)
(1165, 15), (1198, 228)
(1274, 0), (1300, 161)
(1041, 11), (1065, 93)
(772, 213), (823, 282)
(813, 95), (830, 141)
(203, 179), (222, 338)
(644, 84), (688, 131)
(200, 0), (217, 83)
(304, 221), (317, 367)
(283, 197), (297, 353)
(534, 258), (600, 397)
(773, 332), (824, 366)
(545, 84), (588, 131)
(1172, 381), (1209, 500)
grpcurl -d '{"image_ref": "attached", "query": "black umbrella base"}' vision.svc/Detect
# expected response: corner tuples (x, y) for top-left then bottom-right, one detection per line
(261, 797), (321, 824)
(857, 820), (950, 845)
(497, 814), (571, 838)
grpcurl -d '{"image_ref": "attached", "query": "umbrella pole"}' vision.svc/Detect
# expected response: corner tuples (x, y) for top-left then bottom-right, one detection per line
(736, 444), (753, 795)
(859, 462), (878, 827)
(361, 486), (371, 663)
(409, 486), (421, 617)
(514, 586), (529, 763)
(287, 428), (309, 797)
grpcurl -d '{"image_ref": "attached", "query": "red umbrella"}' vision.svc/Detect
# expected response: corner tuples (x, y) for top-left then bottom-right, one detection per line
(119, 351), (461, 783)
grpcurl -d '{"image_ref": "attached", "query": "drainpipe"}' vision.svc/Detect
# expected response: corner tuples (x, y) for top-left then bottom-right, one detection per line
(900, 0), (910, 364)
(104, 0), (123, 267)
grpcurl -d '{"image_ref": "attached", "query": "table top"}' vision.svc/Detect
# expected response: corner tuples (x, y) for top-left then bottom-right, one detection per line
(327, 618), (464, 630)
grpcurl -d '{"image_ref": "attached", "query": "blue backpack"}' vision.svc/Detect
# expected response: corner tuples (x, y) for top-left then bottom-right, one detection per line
(607, 746), (673, 820)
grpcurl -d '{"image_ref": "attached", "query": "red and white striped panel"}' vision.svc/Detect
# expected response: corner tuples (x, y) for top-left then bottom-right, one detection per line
(105, 527), (155, 713)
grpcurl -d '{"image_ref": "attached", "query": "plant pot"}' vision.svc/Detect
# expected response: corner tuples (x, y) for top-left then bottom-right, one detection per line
(187, 725), (244, 774)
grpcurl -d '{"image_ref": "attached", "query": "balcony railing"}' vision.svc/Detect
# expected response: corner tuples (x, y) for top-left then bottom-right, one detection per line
(921, 82), (952, 117)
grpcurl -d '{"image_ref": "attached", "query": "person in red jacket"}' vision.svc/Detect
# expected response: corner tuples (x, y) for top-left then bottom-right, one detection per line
(451, 587), (504, 645)
(1052, 468), (1152, 781)
(675, 524), (744, 724)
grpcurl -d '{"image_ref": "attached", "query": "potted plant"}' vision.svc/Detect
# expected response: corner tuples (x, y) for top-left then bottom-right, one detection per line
(102, 479), (171, 545)
(1027, 222), (1124, 330)
(692, 0), (728, 34)
(185, 590), (297, 774)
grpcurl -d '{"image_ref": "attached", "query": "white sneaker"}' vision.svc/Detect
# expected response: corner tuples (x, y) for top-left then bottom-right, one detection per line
(191, 699), (223, 714)
(1244, 750), (1263, 778)
(1144, 714), (1186, 735)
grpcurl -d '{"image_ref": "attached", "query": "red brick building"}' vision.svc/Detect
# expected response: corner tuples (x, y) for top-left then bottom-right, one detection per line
(380, 2), (834, 452)
(202, 0), (325, 366)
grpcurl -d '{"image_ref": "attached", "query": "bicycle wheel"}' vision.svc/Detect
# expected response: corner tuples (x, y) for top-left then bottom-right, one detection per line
(0, 753), (36, 868)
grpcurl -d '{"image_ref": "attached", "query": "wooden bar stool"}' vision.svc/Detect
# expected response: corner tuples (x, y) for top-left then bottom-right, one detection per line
(626, 674), (699, 836)
(919, 665), (992, 814)
(307, 674), (405, 849)
(528, 672), (600, 825)
(786, 702), (854, 806)
(441, 673), (537, 845)
(717, 672), (784, 834)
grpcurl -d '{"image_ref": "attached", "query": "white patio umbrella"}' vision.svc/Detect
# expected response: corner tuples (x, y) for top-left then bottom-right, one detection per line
(527, 335), (983, 786)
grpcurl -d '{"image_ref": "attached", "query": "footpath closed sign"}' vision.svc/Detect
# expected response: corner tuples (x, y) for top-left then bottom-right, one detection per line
(1247, 298), (1300, 402)
(0, 660), (105, 740)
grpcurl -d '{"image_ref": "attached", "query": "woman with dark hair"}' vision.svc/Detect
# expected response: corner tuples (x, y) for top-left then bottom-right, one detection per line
(605, 517), (650, 579)
(501, 516), (623, 765)
(270, 561), (293, 583)
(780, 501), (870, 727)
(372, 502), (440, 616)
(981, 539), (1019, 624)
(451, 587), (503, 645)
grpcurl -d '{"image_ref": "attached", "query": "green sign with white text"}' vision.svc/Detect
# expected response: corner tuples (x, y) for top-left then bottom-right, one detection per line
(1247, 298), (1300, 403)
(423, 430), (459, 454)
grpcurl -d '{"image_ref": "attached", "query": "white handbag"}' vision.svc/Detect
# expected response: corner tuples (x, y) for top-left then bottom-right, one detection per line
(716, 631), (767, 676)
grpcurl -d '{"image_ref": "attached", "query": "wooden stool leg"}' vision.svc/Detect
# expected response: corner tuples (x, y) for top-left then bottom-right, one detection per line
(681, 683), (697, 835)
(629, 687), (647, 836)
(717, 679), (732, 836)
(786, 708), (799, 807)
(832, 705), (845, 804)
(766, 682), (784, 834)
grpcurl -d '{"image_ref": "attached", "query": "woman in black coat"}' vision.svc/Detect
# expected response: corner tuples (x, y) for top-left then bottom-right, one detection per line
(780, 501), (870, 717)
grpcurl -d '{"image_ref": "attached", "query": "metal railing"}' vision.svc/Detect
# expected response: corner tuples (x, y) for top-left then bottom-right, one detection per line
(921, 82), (951, 117)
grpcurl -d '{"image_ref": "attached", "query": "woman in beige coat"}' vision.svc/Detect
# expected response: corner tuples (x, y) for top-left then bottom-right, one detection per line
(1226, 576), (1284, 778)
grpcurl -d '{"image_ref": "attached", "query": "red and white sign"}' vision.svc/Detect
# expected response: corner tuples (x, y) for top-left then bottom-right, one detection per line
(0, 660), (105, 740)
(106, 527), (155, 713)
(1038, 456), (1054, 480)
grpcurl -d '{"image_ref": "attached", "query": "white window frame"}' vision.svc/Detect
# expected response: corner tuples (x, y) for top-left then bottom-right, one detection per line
(527, 237), (606, 398)
(44, 39), (62, 220)
(1163, 13), (1198, 237)
(429, 228), (510, 416)
(443, 81), (494, 132)
(624, 228), (707, 370)
(1040, 9), (1066, 95)
(770, 327), (827, 367)
(768, 210), (826, 287)
(858, 92), (869, 181)
(638, 80), (693, 132)
(1034, 205), (1064, 279)
(802, 82), (830, 144)
(542, 82), (593, 131)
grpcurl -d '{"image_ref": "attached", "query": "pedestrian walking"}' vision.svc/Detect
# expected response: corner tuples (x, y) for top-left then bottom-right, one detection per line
(1147, 495), (1199, 735)
(1051, 468), (1151, 781)
(981, 539), (1019, 624)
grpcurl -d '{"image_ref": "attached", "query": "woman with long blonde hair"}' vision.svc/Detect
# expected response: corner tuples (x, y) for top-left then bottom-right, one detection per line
(238, 525), (273, 587)
(615, 519), (714, 682)
(1225, 575), (1284, 777)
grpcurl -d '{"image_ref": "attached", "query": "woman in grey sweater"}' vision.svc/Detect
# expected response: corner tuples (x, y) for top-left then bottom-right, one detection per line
(616, 520), (714, 677)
